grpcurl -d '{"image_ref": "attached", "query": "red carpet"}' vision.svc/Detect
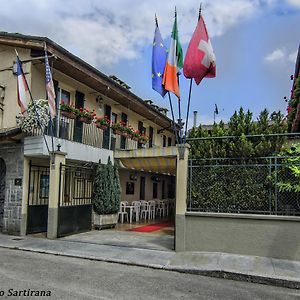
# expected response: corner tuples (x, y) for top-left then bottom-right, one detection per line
(128, 221), (174, 233)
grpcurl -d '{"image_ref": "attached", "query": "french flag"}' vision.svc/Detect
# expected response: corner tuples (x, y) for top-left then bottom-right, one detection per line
(16, 57), (30, 114)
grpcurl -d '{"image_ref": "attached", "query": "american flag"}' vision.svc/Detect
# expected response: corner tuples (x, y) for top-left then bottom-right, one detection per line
(16, 57), (30, 114)
(45, 50), (56, 119)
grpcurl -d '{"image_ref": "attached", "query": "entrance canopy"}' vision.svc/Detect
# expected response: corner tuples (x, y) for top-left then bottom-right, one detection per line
(117, 157), (176, 175)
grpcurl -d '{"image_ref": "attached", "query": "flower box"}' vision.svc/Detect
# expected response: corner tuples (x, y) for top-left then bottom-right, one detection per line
(61, 110), (76, 119)
(93, 212), (118, 230)
(78, 117), (92, 124)
(96, 124), (108, 130)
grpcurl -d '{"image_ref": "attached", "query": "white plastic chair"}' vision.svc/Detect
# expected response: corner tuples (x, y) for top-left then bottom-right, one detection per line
(132, 201), (141, 222)
(156, 200), (166, 218)
(148, 200), (156, 220)
(140, 200), (149, 220)
(118, 202), (128, 223)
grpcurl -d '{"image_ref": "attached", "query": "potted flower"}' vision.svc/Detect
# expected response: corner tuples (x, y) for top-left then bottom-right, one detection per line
(131, 130), (141, 141)
(16, 99), (50, 133)
(92, 157), (120, 229)
(95, 116), (111, 130)
(76, 107), (96, 124)
(139, 134), (149, 144)
(111, 121), (127, 135)
(60, 102), (76, 119)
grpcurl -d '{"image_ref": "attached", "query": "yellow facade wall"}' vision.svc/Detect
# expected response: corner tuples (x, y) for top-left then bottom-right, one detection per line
(0, 45), (175, 146)
(0, 45), (32, 128)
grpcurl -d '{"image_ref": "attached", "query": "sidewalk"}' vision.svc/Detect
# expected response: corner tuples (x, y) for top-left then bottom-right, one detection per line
(1, 233), (300, 289)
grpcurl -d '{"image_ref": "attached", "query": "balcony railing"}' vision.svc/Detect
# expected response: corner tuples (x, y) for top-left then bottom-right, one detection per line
(29, 114), (151, 151)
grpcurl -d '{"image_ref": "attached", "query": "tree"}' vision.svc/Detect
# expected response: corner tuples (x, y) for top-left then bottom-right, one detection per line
(189, 107), (287, 159)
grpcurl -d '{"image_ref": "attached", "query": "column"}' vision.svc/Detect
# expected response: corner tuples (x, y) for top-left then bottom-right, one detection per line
(175, 143), (190, 251)
(47, 151), (66, 239)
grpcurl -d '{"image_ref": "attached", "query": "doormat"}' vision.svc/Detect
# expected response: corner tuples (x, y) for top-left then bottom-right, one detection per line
(127, 221), (174, 233)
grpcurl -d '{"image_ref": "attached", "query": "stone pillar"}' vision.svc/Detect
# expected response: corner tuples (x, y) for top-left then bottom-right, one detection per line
(47, 151), (66, 239)
(175, 144), (190, 252)
(20, 157), (30, 236)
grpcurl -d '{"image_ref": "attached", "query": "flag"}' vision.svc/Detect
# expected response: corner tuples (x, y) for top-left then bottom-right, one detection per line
(183, 14), (216, 85)
(152, 17), (168, 97)
(16, 57), (30, 114)
(45, 50), (56, 118)
(162, 9), (183, 98)
(215, 104), (219, 115)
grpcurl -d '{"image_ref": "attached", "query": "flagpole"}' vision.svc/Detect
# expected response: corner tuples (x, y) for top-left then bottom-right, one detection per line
(183, 79), (193, 144)
(15, 49), (51, 155)
(168, 92), (179, 145)
(182, 4), (202, 145)
(44, 42), (55, 154)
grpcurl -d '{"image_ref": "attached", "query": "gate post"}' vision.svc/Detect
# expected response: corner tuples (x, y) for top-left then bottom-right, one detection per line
(175, 144), (190, 252)
(47, 151), (66, 239)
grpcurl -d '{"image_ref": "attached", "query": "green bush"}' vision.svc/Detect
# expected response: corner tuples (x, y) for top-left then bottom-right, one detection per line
(92, 157), (120, 215)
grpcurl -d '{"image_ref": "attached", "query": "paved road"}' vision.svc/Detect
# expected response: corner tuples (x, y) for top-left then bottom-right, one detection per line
(0, 248), (300, 300)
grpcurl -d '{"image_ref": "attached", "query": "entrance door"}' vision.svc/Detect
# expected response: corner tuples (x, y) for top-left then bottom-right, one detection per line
(73, 91), (85, 143)
(140, 176), (145, 200)
(0, 158), (6, 231)
(103, 105), (111, 149)
(27, 164), (49, 234)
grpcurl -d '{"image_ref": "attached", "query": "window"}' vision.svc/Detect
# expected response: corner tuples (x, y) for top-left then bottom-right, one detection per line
(153, 182), (158, 199)
(39, 175), (49, 199)
(149, 126), (153, 148)
(111, 113), (118, 125)
(168, 137), (172, 146)
(126, 182), (135, 195)
(61, 89), (71, 104)
(163, 135), (166, 147)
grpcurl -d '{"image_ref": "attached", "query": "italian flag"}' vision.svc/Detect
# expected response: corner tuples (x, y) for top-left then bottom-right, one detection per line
(163, 12), (183, 99)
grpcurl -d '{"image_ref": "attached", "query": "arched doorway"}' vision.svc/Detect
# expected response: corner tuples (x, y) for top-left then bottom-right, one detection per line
(0, 158), (6, 231)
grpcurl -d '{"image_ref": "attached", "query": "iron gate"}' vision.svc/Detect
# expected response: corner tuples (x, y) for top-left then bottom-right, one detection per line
(0, 158), (6, 231)
(57, 164), (94, 237)
(27, 163), (49, 234)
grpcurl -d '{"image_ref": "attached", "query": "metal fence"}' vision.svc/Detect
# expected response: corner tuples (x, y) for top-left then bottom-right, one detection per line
(59, 164), (95, 207)
(187, 157), (300, 216)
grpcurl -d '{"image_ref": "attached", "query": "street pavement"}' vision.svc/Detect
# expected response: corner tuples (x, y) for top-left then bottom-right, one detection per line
(1, 233), (300, 290)
(1, 248), (300, 300)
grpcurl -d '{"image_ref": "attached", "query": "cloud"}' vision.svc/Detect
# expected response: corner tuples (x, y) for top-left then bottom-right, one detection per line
(286, 0), (300, 7)
(265, 48), (285, 62)
(0, 0), (286, 68)
(265, 48), (297, 63)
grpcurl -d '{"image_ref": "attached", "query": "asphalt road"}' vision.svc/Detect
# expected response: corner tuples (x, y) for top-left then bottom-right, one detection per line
(0, 248), (300, 300)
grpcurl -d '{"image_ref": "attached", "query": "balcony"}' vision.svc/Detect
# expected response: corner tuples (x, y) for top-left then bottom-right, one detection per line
(28, 114), (151, 151)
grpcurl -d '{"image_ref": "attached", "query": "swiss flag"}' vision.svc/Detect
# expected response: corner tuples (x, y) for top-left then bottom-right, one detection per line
(183, 16), (216, 85)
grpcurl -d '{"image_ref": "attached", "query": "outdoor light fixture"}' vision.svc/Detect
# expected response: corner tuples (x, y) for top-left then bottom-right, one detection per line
(56, 139), (61, 151)
(129, 172), (138, 181)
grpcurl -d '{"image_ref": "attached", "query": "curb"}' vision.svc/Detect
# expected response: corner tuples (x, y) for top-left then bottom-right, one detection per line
(1, 244), (300, 290)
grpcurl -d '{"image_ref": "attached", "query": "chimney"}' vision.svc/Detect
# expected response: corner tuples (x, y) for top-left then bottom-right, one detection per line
(193, 111), (198, 128)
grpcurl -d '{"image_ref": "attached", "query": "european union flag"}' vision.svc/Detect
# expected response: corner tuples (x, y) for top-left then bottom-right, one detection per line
(152, 19), (167, 97)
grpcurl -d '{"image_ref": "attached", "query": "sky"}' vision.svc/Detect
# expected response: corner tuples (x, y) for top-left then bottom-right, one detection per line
(0, 0), (299, 127)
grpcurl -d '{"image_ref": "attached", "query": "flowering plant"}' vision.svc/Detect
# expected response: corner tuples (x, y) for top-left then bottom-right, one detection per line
(60, 101), (76, 113)
(95, 116), (111, 126)
(139, 134), (149, 144)
(76, 107), (96, 121)
(16, 99), (50, 133)
(131, 130), (141, 139)
(111, 121), (129, 134)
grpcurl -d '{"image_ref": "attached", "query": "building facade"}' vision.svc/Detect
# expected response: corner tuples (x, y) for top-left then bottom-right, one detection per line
(0, 32), (177, 236)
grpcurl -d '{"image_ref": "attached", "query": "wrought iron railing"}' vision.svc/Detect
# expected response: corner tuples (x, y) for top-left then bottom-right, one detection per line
(187, 156), (300, 216)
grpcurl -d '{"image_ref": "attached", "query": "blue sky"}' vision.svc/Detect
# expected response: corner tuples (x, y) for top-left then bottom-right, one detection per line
(0, 0), (299, 126)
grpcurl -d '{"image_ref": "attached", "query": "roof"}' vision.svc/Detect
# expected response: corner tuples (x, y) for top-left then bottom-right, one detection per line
(0, 31), (178, 131)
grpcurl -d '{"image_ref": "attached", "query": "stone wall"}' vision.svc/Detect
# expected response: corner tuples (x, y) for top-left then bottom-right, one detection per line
(0, 142), (24, 234)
